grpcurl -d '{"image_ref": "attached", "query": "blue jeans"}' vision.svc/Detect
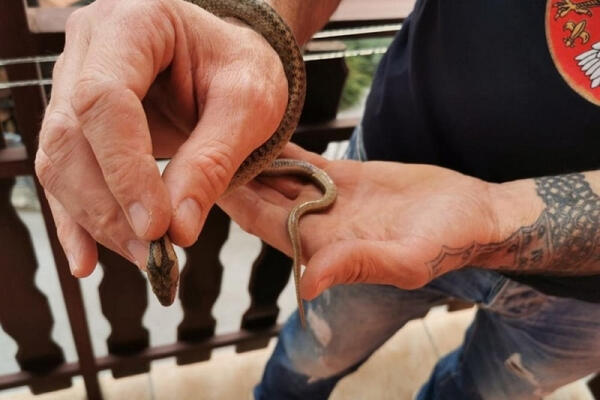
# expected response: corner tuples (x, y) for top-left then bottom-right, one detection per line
(254, 130), (600, 399)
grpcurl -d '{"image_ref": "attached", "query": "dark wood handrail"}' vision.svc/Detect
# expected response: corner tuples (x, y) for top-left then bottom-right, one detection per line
(25, 0), (412, 33)
(0, 325), (280, 391)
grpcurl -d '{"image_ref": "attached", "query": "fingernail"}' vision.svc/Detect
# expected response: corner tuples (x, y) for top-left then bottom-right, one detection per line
(175, 198), (202, 241)
(66, 252), (79, 276)
(127, 240), (149, 270)
(128, 202), (150, 237)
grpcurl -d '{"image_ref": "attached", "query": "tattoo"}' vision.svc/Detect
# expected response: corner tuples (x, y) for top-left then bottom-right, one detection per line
(428, 173), (600, 275)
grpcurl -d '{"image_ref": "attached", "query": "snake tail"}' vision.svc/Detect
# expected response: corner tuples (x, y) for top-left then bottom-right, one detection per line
(263, 159), (337, 328)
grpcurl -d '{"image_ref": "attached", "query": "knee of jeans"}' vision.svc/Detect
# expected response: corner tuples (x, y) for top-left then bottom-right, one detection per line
(287, 343), (359, 381)
(283, 316), (363, 380)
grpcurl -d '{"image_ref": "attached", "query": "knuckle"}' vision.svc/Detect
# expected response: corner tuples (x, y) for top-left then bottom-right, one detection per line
(102, 153), (151, 196)
(140, 0), (171, 18)
(71, 77), (114, 120)
(346, 254), (375, 284)
(185, 141), (235, 201)
(105, 157), (138, 187)
(39, 110), (79, 163)
(237, 66), (286, 129)
(88, 206), (122, 241)
(121, 0), (165, 14)
(34, 150), (59, 192)
(40, 110), (77, 147)
(117, 0), (174, 38)
(237, 68), (271, 101)
(71, 79), (140, 134)
(96, 210), (118, 234)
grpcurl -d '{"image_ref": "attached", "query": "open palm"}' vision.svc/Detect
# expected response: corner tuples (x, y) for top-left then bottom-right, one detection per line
(219, 144), (498, 300)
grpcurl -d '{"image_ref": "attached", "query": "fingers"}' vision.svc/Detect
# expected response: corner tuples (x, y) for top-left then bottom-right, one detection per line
(38, 3), (155, 269)
(46, 191), (98, 278)
(70, 3), (177, 239)
(73, 83), (171, 239)
(162, 133), (238, 247)
(256, 175), (310, 201)
(163, 65), (287, 246)
(218, 146), (334, 253)
(35, 134), (150, 269)
(218, 183), (293, 253)
(257, 143), (331, 199)
(40, 0), (292, 262)
(300, 240), (431, 300)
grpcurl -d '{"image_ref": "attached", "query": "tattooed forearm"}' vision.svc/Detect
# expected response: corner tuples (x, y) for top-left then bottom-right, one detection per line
(428, 173), (600, 275)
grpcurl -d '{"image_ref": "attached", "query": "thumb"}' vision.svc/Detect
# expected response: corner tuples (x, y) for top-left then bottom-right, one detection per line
(162, 117), (256, 247)
(162, 85), (283, 246)
(300, 240), (431, 300)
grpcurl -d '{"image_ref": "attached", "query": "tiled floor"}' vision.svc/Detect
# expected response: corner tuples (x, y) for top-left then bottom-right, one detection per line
(2, 308), (594, 400)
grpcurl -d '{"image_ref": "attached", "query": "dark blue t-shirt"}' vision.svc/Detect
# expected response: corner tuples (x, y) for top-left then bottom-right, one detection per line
(361, 0), (600, 302)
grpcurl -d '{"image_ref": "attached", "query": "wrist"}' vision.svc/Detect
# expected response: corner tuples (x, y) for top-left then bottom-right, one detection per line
(491, 180), (543, 239)
(264, 0), (307, 44)
(474, 179), (544, 268)
(266, 0), (341, 45)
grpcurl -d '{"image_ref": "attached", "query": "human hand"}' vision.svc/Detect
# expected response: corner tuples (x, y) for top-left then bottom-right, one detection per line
(35, 0), (287, 276)
(219, 144), (500, 300)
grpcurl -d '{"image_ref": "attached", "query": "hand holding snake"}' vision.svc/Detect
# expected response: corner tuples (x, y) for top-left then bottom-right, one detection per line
(147, 0), (337, 327)
(35, 0), (336, 327)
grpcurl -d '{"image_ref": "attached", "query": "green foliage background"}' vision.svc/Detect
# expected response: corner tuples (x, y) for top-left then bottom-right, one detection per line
(339, 38), (393, 110)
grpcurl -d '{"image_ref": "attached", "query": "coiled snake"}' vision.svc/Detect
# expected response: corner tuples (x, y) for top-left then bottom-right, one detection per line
(146, 0), (337, 327)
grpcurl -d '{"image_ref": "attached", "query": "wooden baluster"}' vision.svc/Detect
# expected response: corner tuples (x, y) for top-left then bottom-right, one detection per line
(300, 43), (349, 125)
(589, 374), (600, 399)
(236, 243), (292, 353)
(176, 207), (230, 365)
(0, 177), (71, 393)
(447, 299), (475, 312)
(97, 246), (149, 378)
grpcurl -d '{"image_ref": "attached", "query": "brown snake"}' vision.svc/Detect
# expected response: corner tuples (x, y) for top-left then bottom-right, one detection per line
(146, 0), (337, 327)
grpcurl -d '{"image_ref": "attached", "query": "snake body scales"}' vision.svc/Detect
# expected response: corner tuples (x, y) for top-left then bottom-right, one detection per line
(146, 0), (337, 327)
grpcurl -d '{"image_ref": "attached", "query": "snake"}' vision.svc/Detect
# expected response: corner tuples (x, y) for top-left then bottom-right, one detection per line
(145, 0), (337, 328)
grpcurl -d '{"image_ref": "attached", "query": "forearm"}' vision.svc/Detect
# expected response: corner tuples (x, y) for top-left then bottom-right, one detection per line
(430, 171), (600, 275)
(266, 0), (342, 45)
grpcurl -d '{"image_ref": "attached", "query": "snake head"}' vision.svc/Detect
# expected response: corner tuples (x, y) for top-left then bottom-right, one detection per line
(147, 236), (180, 306)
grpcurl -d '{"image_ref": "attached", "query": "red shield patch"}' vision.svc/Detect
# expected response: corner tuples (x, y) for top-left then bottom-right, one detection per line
(546, 0), (600, 106)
